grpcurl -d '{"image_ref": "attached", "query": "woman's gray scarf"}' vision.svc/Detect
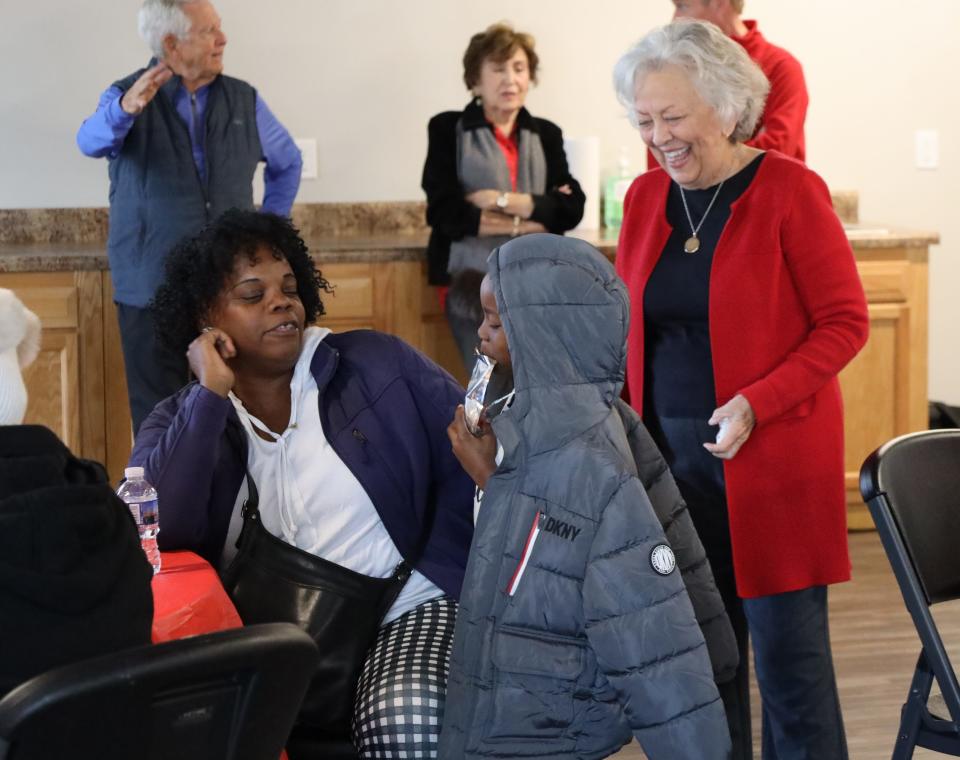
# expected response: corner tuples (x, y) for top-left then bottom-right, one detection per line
(448, 115), (547, 274)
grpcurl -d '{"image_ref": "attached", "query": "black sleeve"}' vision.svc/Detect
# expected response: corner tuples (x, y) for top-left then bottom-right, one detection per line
(422, 112), (484, 285)
(422, 112), (482, 241)
(528, 118), (586, 233)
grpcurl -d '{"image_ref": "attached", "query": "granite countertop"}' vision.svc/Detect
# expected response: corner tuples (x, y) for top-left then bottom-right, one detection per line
(0, 195), (942, 273)
(0, 242), (108, 273)
(838, 223), (941, 249)
(0, 224), (941, 274)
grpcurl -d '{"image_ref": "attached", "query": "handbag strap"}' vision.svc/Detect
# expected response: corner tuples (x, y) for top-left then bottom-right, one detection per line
(237, 469), (412, 614)
(227, 408), (425, 570)
(240, 468), (261, 521)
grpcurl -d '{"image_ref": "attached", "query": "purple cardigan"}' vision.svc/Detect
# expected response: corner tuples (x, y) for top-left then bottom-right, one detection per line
(129, 330), (475, 599)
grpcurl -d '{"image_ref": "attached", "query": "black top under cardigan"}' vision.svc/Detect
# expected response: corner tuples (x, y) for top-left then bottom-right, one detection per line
(421, 99), (586, 285)
(643, 154), (766, 418)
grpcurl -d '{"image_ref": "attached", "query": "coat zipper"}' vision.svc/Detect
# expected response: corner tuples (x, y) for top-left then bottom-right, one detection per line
(352, 428), (371, 463)
(506, 510), (543, 596)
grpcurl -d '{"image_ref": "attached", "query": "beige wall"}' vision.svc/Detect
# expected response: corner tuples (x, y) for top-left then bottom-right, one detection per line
(1, 0), (957, 404)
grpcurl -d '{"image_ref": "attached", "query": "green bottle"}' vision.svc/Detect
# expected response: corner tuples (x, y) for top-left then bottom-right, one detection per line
(603, 147), (635, 230)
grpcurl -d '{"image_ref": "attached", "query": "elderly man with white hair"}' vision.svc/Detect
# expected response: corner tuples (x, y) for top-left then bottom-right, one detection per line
(77, 0), (301, 435)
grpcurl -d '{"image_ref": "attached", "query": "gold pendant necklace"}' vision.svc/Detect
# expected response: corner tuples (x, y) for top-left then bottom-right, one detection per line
(679, 180), (724, 254)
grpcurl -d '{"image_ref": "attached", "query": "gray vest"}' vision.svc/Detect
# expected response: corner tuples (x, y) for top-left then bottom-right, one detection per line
(107, 68), (262, 306)
(448, 119), (547, 274)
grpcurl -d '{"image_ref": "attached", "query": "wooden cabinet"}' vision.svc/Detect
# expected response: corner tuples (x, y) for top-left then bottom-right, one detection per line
(1, 237), (933, 519)
(321, 261), (423, 346)
(838, 247), (929, 528)
(0, 271), (106, 464)
(322, 260), (464, 382)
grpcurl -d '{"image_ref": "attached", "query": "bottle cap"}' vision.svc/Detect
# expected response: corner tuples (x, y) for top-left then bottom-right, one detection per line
(124, 466), (145, 480)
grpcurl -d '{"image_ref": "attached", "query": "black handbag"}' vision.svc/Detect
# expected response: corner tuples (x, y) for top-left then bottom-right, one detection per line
(220, 475), (412, 736)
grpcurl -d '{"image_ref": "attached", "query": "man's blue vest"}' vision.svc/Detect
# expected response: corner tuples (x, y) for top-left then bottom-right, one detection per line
(107, 67), (262, 307)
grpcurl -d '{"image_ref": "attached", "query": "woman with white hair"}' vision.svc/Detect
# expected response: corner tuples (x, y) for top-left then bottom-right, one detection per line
(613, 19), (868, 759)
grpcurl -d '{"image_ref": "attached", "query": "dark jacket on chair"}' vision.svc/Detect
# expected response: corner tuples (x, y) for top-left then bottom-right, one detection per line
(0, 425), (153, 696)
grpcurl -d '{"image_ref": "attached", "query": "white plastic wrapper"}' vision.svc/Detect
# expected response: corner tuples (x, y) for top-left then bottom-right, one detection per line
(464, 351), (497, 436)
(715, 418), (731, 446)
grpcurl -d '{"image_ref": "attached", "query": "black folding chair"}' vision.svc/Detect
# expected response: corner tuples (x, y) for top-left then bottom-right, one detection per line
(0, 623), (318, 760)
(861, 429), (960, 759)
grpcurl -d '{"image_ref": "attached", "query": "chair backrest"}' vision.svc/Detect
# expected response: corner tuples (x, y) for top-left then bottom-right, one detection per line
(860, 429), (960, 606)
(0, 622), (318, 760)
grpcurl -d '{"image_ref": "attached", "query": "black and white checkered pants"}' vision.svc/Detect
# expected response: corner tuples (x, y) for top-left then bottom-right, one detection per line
(351, 596), (456, 759)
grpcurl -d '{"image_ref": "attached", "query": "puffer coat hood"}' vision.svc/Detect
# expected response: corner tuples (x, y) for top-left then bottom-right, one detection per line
(439, 235), (729, 759)
(487, 233), (628, 454)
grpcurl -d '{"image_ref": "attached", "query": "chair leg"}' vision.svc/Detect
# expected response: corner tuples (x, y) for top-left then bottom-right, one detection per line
(892, 653), (935, 760)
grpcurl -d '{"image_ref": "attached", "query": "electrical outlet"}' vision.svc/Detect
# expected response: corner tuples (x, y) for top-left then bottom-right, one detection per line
(915, 129), (939, 170)
(295, 138), (318, 180)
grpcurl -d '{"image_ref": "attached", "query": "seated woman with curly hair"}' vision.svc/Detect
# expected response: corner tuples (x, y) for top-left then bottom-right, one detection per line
(129, 209), (474, 759)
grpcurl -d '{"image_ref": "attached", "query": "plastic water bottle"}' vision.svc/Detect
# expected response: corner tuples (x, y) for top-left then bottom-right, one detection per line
(117, 466), (161, 574)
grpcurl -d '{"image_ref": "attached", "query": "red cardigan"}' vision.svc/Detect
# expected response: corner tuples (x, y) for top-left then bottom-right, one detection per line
(616, 151), (868, 598)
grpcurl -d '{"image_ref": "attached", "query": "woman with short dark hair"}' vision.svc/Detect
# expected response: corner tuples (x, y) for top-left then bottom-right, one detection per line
(131, 209), (474, 758)
(422, 22), (585, 371)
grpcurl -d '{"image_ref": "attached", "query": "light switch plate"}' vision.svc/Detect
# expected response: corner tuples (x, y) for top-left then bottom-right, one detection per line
(915, 129), (939, 170)
(295, 138), (318, 179)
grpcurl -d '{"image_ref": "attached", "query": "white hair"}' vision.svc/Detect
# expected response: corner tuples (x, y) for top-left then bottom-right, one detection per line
(137, 0), (195, 59)
(612, 18), (769, 143)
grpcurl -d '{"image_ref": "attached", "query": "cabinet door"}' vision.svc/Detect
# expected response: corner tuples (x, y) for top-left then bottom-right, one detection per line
(21, 330), (81, 451)
(319, 263), (375, 333)
(420, 263), (468, 386)
(0, 271), (105, 464)
(840, 253), (927, 529)
(318, 261), (424, 346)
(839, 302), (912, 527)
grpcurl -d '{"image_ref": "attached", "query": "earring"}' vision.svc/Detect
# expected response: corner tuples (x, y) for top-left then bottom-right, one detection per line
(473, 94), (482, 107)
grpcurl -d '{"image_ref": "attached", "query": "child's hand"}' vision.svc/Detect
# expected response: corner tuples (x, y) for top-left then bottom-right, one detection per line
(447, 405), (498, 489)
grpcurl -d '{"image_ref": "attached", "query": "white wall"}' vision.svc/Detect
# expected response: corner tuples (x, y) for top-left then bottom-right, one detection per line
(1, 0), (957, 403)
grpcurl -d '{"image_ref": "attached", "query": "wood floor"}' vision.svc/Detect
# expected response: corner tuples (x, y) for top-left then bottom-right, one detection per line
(612, 531), (960, 759)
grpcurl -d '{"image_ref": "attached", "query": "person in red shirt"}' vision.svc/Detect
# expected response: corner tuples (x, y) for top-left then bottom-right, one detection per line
(670, 0), (808, 161)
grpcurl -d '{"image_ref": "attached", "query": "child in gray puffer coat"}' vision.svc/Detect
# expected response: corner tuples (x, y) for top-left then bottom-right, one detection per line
(440, 233), (731, 759)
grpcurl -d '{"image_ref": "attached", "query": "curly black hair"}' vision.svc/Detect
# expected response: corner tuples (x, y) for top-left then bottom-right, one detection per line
(150, 209), (332, 353)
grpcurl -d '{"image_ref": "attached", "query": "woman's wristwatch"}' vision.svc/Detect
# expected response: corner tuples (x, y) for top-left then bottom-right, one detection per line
(496, 192), (509, 210)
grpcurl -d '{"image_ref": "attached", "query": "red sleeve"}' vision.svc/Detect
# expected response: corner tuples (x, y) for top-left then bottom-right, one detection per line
(738, 169), (868, 423)
(746, 54), (809, 160)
